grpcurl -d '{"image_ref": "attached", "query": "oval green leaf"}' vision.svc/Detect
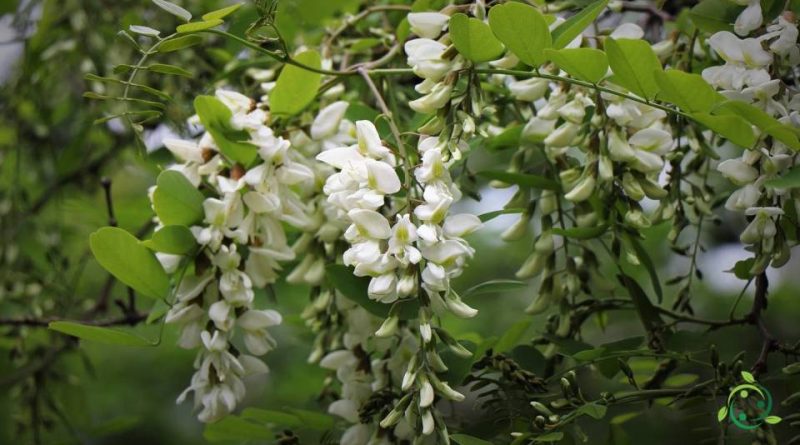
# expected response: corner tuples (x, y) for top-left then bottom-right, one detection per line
(545, 48), (608, 84)
(152, 170), (205, 226)
(157, 34), (203, 52)
(49, 321), (155, 346)
(550, 0), (608, 49)
(194, 95), (258, 165)
(654, 69), (724, 113)
(605, 37), (662, 100)
(152, 0), (191, 22)
(270, 49), (323, 116)
(89, 227), (170, 300)
(488, 2), (551, 66)
(478, 170), (559, 190)
(202, 3), (242, 21)
(143, 225), (196, 255)
(449, 13), (505, 63)
(176, 19), (223, 34)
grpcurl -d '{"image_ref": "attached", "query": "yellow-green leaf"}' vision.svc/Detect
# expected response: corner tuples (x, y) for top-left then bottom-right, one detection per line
(152, 170), (205, 226)
(545, 48), (608, 83)
(606, 37), (662, 100)
(488, 2), (551, 66)
(176, 19), (223, 34)
(550, 0), (608, 49)
(89, 227), (170, 300)
(270, 50), (323, 116)
(202, 3), (242, 21)
(49, 321), (155, 347)
(449, 13), (505, 63)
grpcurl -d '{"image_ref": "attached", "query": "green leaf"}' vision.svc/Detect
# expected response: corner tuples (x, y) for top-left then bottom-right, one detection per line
(461, 279), (527, 299)
(152, 170), (205, 226)
(449, 13), (505, 63)
(689, 0), (743, 33)
(270, 50), (323, 116)
(741, 370), (755, 383)
(486, 125), (522, 150)
(731, 258), (755, 279)
(203, 416), (272, 442)
(532, 432), (564, 443)
(194, 95), (258, 165)
(176, 19), (223, 33)
(550, 0), (608, 49)
(654, 69), (725, 113)
(146, 63), (193, 77)
(129, 25), (161, 37)
(451, 434), (493, 445)
(605, 38), (662, 100)
(143, 225), (196, 255)
(494, 319), (532, 353)
(572, 347), (607, 362)
(478, 208), (525, 222)
(286, 408), (334, 431)
(240, 408), (303, 427)
(157, 34), (203, 52)
(664, 373), (699, 387)
(49, 321), (154, 347)
(478, 170), (559, 190)
(765, 165), (800, 188)
(545, 48), (608, 84)
(625, 234), (663, 303)
(488, 2), (551, 66)
(617, 272), (663, 334)
(691, 112), (756, 148)
(89, 227), (170, 300)
(717, 406), (728, 422)
(577, 402), (607, 420)
(202, 3), (242, 20)
(326, 264), (417, 320)
(714, 100), (800, 150)
(152, 0), (191, 22)
(552, 225), (608, 239)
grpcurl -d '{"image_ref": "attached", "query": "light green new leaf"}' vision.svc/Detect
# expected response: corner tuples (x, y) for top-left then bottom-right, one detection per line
(143, 225), (196, 255)
(152, 0), (191, 22)
(691, 112), (756, 148)
(655, 69), (724, 113)
(550, 0), (608, 49)
(449, 13), (505, 63)
(451, 434), (493, 445)
(202, 3), (242, 21)
(194, 95), (258, 164)
(741, 370), (755, 383)
(765, 415), (782, 424)
(157, 35), (203, 52)
(488, 2), (551, 66)
(129, 25), (160, 37)
(49, 321), (155, 347)
(545, 48), (608, 84)
(605, 38), (662, 100)
(765, 165), (800, 189)
(152, 170), (205, 226)
(478, 170), (559, 190)
(270, 50), (323, 116)
(478, 208), (524, 222)
(176, 19), (223, 33)
(714, 100), (800, 150)
(89, 227), (170, 300)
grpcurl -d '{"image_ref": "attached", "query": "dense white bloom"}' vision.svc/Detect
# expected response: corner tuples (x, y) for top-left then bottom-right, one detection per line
(407, 12), (449, 39)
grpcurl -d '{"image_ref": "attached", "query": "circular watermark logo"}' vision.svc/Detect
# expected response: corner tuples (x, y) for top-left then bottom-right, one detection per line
(718, 371), (781, 430)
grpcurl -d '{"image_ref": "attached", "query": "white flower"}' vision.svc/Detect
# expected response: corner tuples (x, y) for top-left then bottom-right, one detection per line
(311, 101), (350, 140)
(726, 183), (761, 211)
(740, 207), (783, 244)
(718, 159), (759, 185)
(564, 175), (596, 202)
(405, 39), (453, 82)
(611, 23), (644, 39)
(409, 82), (453, 114)
(408, 12), (449, 39)
(238, 309), (282, 355)
(507, 77), (550, 101)
(734, 0), (762, 36)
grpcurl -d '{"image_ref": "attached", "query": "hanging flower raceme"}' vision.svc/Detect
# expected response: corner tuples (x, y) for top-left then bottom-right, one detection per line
(154, 88), (318, 422)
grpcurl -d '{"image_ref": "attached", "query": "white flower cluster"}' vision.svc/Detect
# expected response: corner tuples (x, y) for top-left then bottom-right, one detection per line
(708, 12), (800, 261)
(156, 89), (316, 422)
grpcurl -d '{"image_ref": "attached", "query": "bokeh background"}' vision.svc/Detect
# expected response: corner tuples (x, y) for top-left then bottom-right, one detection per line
(1, 0), (799, 444)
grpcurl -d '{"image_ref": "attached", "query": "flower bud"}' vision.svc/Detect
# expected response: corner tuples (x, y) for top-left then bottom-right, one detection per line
(516, 251), (547, 279)
(501, 214), (530, 241)
(565, 175), (596, 203)
(418, 374), (435, 408)
(621, 172), (645, 201)
(375, 315), (399, 338)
